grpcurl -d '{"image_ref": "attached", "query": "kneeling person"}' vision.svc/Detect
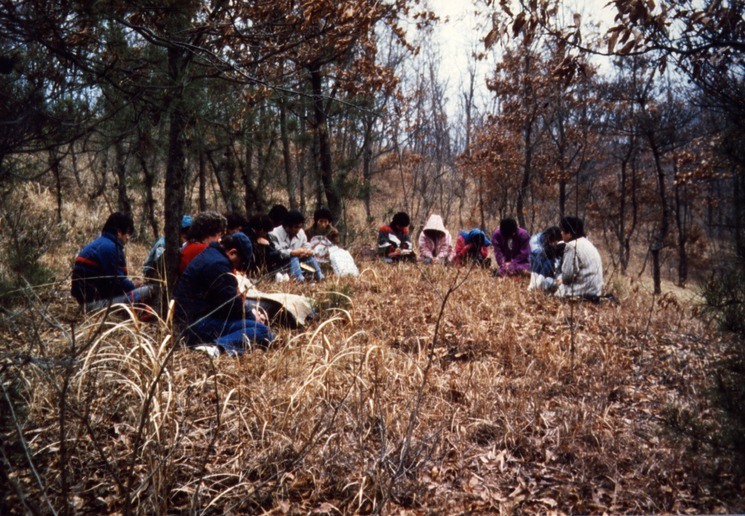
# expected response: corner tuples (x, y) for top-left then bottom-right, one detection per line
(174, 232), (274, 355)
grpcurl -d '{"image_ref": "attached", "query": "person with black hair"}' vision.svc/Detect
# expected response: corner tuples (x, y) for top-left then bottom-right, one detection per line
(556, 216), (603, 300)
(454, 228), (492, 267)
(378, 211), (415, 262)
(491, 217), (531, 277)
(528, 226), (564, 291)
(71, 212), (155, 311)
(225, 212), (249, 235)
(244, 214), (284, 275)
(306, 207), (340, 245)
(268, 204), (289, 229)
(179, 211), (227, 273)
(174, 232), (272, 356)
(269, 210), (325, 281)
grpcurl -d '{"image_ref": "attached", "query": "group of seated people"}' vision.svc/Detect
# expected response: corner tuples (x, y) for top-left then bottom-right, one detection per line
(71, 206), (342, 355)
(70, 207), (603, 354)
(377, 212), (604, 300)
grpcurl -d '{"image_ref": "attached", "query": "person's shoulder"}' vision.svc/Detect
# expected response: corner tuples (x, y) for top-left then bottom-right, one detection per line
(189, 243), (227, 270)
(379, 225), (393, 232)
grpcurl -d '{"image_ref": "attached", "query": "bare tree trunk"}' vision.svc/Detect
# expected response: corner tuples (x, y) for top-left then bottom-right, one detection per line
(198, 148), (207, 211)
(309, 65), (341, 221)
(673, 161), (689, 286)
(279, 97), (297, 210)
(163, 48), (188, 295)
(49, 149), (63, 223)
(138, 151), (159, 240)
(648, 136), (669, 295)
(115, 141), (131, 213)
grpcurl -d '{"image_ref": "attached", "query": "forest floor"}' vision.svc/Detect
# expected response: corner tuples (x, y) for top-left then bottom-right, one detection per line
(1, 256), (744, 514)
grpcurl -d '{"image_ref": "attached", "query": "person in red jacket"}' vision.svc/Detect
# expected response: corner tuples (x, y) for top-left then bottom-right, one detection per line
(454, 228), (492, 267)
(377, 211), (415, 263)
(179, 211), (227, 274)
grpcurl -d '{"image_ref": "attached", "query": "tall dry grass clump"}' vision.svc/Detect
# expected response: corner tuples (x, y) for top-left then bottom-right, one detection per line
(1, 257), (744, 513)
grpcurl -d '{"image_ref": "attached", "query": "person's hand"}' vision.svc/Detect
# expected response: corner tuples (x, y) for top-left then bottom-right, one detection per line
(252, 308), (267, 324)
(389, 249), (401, 258)
(257, 237), (270, 245)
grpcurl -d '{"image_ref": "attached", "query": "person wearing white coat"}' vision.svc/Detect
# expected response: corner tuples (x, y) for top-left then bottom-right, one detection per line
(556, 216), (603, 300)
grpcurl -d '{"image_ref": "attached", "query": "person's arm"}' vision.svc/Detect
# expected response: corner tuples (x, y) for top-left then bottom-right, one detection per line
(418, 232), (434, 260)
(560, 242), (578, 287)
(513, 230), (532, 266)
(441, 233), (455, 262)
(295, 230), (313, 257)
(327, 225), (340, 245)
(492, 231), (506, 267)
(101, 239), (136, 294)
(269, 231), (292, 260)
(378, 228), (396, 257)
(204, 260), (245, 320)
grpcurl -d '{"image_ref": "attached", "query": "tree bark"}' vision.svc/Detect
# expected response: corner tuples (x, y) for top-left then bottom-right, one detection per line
(309, 65), (341, 221)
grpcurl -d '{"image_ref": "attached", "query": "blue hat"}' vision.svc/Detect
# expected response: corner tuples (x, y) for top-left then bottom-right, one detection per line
(181, 215), (193, 229)
(222, 232), (254, 270)
(466, 228), (491, 247)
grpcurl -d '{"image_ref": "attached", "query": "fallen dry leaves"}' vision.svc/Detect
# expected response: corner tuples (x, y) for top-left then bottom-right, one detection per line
(1, 261), (743, 513)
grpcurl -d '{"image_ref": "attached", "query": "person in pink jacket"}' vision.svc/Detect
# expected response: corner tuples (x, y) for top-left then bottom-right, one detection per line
(418, 214), (455, 264)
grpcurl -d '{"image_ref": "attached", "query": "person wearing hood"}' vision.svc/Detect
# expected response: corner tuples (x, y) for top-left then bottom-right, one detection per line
(454, 228), (492, 267)
(418, 214), (455, 264)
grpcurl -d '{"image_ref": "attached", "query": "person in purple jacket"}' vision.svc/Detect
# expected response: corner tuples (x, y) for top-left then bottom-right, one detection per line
(491, 217), (531, 277)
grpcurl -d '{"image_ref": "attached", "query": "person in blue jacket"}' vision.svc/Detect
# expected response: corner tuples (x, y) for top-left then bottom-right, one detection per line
(71, 212), (154, 311)
(142, 214), (193, 280)
(528, 226), (564, 291)
(173, 232), (274, 356)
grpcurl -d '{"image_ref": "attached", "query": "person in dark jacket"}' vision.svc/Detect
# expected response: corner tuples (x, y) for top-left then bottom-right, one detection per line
(305, 207), (340, 245)
(244, 213), (284, 276)
(377, 211), (415, 262)
(173, 232), (273, 355)
(71, 212), (154, 311)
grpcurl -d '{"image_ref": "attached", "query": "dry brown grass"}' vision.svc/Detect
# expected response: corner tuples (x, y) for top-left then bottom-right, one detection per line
(1, 249), (744, 513)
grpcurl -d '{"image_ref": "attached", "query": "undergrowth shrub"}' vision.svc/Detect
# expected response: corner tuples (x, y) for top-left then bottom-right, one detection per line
(0, 185), (67, 305)
(699, 260), (745, 475)
(701, 264), (745, 338)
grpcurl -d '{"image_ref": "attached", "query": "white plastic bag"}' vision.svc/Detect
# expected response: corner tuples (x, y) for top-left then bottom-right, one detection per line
(328, 246), (359, 277)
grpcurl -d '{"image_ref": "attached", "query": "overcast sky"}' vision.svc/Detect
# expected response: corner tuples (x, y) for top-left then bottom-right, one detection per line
(425, 0), (617, 117)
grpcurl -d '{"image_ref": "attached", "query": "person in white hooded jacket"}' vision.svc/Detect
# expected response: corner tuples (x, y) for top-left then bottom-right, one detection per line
(556, 216), (603, 300)
(417, 214), (455, 264)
